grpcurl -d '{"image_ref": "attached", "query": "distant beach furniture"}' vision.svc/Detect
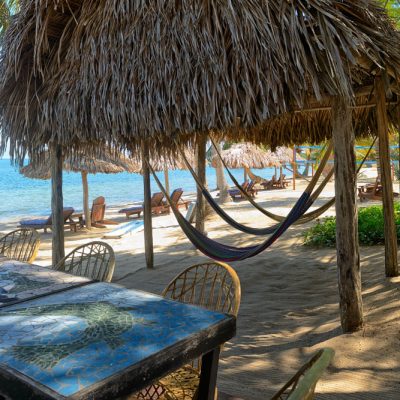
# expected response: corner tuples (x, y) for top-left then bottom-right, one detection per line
(74, 196), (119, 229)
(19, 207), (77, 233)
(119, 192), (167, 219)
(0, 228), (40, 263)
(228, 181), (257, 200)
(162, 188), (190, 213)
(185, 202), (197, 223)
(54, 241), (115, 282)
(103, 220), (144, 239)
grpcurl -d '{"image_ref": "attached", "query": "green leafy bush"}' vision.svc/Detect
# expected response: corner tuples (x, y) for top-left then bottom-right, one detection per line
(304, 203), (400, 247)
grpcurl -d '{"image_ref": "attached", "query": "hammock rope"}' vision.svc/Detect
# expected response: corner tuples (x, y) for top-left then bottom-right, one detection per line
(210, 137), (375, 223)
(148, 161), (312, 261)
(177, 141), (333, 235)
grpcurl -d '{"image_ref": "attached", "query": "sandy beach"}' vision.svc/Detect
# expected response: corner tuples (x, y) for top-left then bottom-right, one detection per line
(1, 179), (399, 399)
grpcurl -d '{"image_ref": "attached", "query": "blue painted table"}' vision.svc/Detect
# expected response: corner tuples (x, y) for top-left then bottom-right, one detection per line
(0, 260), (91, 307)
(0, 281), (236, 399)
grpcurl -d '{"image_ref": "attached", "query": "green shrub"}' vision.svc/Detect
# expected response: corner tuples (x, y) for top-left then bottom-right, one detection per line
(303, 203), (400, 247)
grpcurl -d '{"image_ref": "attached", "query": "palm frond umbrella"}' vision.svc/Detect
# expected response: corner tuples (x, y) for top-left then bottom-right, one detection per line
(20, 152), (138, 229)
(211, 143), (280, 182)
(1, 1), (400, 329)
(129, 148), (196, 195)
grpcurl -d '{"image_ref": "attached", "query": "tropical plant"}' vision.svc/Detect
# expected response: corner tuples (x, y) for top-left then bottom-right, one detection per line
(304, 203), (400, 247)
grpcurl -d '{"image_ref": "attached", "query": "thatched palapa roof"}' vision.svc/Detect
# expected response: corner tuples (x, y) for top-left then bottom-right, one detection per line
(1, 1), (400, 162)
(211, 143), (280, 169)
(20, 151), (138, 179)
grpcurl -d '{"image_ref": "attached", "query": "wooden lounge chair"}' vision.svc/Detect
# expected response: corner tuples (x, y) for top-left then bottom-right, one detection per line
(119, 192), (166, 219)
(358, 177), (399, 202)
(19, 207), (77, 233)
(270, 348), (334, 400)
(126, 262), (241, 400)
(228, 181), (249, 200)
(162, 188), (190, 213)
(0, 228), (40, 263)
(54, 241), (115, 282)
(229, 180), (257, 200)
(261, 178), (273, 190)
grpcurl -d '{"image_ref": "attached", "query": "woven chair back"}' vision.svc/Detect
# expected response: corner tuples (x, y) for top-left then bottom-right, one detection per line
(54, 241), (115, 282)
(0, 228), (40, 263)
(163, 261), (241, 317)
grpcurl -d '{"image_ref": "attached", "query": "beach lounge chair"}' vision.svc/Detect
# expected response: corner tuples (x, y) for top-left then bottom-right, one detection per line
(162, 188), (190, 213)
(358, 177), (399, 202)
(128, 262), (241, 400)
(229, 180), (257, 200)
(0, 228), (40, 263)
(19, 207), (77, 233)
(119, 192), (166, 219)
(74, 196), (118, 228)
(54, 241), (115, 282)
(228, 180), (249, 200)
(261, 178), (273, 190)
(270, 348), (334, 400)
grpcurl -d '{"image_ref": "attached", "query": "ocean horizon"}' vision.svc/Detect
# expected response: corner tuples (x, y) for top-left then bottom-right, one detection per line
(0, 159), (294, 222)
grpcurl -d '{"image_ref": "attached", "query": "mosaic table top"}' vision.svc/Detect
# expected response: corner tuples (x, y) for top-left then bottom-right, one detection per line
(0, 282), (235, 399)
(0, 260), (91, 307)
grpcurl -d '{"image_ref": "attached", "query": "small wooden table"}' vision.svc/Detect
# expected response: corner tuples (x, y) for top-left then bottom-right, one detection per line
(0, 282), (236, 399)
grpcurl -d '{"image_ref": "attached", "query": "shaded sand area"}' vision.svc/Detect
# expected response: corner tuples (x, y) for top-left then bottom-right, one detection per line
(0, 181), (399, 399)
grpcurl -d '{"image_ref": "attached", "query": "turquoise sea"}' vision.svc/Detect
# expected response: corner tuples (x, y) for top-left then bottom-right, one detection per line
(0, 159), (293, 222)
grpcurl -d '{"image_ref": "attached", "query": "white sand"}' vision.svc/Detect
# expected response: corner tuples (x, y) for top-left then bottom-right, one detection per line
(1, 181), (399, 399)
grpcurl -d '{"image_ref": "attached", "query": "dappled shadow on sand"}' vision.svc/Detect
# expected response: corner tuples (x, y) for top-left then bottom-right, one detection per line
(113, 201), (400, 400)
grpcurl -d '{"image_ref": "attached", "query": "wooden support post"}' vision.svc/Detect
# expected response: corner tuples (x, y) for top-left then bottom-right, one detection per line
(142, 141), (154, 269)
(292, 147), (296, 190)
(332, 96), (363, 332)
(198, 347), (221, 400)
(196, 135), (207, 234)
(81, 171), (91, 229)
(163, 166), (170, 196)
(375, 75), (398, 277)
(243, 168), (248, 182)
(50, 144), (65, 266)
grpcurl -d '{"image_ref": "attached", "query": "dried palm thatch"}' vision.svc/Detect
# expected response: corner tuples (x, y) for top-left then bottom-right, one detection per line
(211, 143), (280, 169)
(1, 1), (400, 164)
(20, 151), (138, 179)
(130, 148), (196, 173)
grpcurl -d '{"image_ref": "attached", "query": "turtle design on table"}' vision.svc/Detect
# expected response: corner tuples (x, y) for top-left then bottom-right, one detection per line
(0, 272), (50, 303)
(0, 301), (155, 369)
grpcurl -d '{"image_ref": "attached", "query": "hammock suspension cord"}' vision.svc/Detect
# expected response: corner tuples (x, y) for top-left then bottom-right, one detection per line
(177, 141), (333, 235)
(210, 137), (375, 223)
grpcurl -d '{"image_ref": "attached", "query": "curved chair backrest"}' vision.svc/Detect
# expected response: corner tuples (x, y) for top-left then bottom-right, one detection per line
(271, 348), (334, 400)
(0, 228), (40, 263)
(162, 261), (241, 317)
(54, 241), (115, 282)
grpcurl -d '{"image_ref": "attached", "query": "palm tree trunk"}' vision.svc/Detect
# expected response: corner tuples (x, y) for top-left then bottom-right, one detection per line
(212, 142), (229, 203)
(81, 171), (91, 229)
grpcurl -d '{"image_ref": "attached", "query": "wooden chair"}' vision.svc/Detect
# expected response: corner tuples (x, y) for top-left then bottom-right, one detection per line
(19, 207), (77, 233)
(0, 228), (40, 263)
(270, 348), (334, 400)
(54, 241), (115, 282)
(119, 192), (166, 219)
(163, 188), (190, 213)
(228, 181), (249, 200)
(125, 262), (241, 400)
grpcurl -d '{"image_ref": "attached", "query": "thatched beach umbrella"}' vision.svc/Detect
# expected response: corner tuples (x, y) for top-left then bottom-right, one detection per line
(130, 148), (196, 195)
(20, 152), (138, 229)
(1, 1), (400, 331)
(211, 142), (280, 181)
